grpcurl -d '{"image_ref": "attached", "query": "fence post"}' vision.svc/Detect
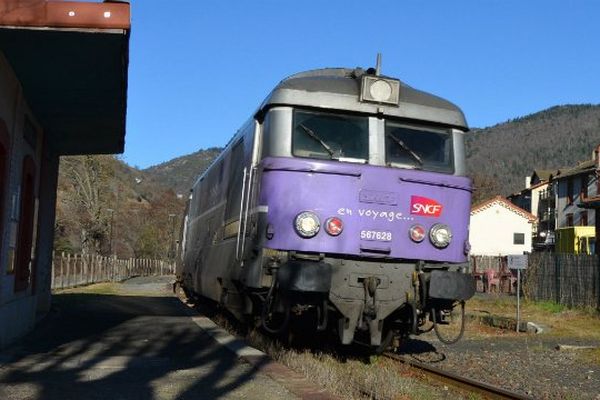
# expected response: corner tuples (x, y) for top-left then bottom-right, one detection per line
(66, 253), (72, 288)
(82, 254), (87, 285)
(78, 254), (83, 286)
(91, 255), (96, 284)
(89, 255), (94, 284)
(60, 252), (65, 289)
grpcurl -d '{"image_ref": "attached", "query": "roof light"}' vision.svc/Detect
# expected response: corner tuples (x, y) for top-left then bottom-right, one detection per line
(360, 76), (400, 105)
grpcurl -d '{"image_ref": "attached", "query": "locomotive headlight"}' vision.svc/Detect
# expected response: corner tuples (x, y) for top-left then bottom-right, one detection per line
(429, 224), (452, 248)
(294, 211), (320, 238)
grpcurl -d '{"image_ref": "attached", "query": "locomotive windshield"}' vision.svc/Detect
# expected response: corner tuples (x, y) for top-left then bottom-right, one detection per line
(292, 110), (369, 161)
(385, 122), (454, 173)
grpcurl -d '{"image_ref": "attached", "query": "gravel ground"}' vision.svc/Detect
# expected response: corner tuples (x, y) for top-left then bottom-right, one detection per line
(398, 331), (600, 400)
(133, 278), (600, 399)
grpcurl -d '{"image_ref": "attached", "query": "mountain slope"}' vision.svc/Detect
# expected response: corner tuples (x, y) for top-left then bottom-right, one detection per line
(466, 104), (600, 195)
(143, 147), (222, 195)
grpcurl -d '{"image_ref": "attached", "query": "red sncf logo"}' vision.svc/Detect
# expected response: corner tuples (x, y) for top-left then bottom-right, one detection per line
(410, 196), (443, 217)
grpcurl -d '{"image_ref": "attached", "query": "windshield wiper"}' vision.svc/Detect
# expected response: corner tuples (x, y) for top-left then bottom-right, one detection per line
(299, 124), (335, 158)
(386, 133), (423, 166)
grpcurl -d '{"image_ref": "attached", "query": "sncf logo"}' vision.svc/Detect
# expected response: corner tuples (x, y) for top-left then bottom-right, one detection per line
(410, 196), (443, 217)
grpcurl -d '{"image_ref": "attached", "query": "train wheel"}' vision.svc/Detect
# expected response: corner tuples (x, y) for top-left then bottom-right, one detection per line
(374, 328), (396, 354)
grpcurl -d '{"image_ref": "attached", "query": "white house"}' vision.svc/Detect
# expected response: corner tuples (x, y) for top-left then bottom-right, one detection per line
(470, 196), (537, 256)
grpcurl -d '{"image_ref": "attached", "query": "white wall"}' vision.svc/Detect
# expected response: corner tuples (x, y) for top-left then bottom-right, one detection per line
(470, 202), (533, 256)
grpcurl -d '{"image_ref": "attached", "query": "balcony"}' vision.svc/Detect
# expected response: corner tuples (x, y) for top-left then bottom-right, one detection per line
(539, 188), (556, 203)
(539, 209), (556, 222)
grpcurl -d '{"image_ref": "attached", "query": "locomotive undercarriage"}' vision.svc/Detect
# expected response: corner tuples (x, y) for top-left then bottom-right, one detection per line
(257, 253), (474, 348)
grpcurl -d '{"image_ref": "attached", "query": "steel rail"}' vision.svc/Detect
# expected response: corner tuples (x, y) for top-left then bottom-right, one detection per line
(383, 352), (534, 400)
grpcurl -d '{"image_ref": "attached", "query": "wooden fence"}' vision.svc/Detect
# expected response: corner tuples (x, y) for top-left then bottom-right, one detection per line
(51, 252), (175, 290)
(469, 253), (600, 309)
(523, 252), (599, 308)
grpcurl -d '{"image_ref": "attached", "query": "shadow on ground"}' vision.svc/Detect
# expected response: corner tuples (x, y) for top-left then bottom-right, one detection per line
(0, 293), (272, 400)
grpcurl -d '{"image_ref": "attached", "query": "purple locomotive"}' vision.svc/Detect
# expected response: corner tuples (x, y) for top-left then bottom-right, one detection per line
(177, 64), (475, 349)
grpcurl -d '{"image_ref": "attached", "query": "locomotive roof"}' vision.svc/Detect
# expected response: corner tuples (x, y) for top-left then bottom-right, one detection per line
(257, 68), (468, 129)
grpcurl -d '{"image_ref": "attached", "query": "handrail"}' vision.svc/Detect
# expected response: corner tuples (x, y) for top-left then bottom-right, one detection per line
(235, 167), (248, 261)
(240, 165), (255, 264)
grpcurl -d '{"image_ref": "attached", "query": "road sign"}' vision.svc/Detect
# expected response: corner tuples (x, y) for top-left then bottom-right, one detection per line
(508, 254), (528, 270)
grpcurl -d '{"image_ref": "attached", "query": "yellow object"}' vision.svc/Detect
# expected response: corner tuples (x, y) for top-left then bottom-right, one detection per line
(555, 227), (596, 254)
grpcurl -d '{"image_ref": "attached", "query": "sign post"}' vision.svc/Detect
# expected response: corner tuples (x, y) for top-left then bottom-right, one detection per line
(507, 254), (528, 332)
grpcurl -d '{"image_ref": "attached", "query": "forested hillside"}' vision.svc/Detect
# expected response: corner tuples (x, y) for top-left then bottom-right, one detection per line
(54, 155), (185, 259)
(143, 147), (222, 195)
(466, 104), (600, 199)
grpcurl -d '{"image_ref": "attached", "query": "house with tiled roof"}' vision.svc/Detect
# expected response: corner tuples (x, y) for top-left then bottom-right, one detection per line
(470, 196), (537, 256)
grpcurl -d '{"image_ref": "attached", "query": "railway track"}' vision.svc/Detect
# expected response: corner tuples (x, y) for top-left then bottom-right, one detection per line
(383, 352), (534, 400)
(178, 288), (535, 400)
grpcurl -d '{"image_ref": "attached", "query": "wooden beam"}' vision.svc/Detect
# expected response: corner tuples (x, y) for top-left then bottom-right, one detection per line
(0, 0), (130, 30)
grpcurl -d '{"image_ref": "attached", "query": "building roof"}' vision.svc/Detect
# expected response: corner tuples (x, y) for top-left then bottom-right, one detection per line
(471, 195), (537, 222)
(257, 68), (468, 129)
(0, 0), (130, 155)
(555, 159), (597, 180)
(508, 179), (549, 200)
(531, 169), (554, 183)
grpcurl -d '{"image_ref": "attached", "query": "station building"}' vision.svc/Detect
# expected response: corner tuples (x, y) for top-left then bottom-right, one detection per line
(0, 0), (130, 347)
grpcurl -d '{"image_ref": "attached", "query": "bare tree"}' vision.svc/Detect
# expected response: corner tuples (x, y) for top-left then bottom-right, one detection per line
(59, 155), (115, 254)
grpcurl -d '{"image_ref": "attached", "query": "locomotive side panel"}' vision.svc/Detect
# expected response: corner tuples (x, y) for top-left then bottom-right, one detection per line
(181, 120), (257, 308)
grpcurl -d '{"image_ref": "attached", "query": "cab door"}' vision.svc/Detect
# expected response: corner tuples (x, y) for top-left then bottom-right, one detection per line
(236, 120), (262, 264)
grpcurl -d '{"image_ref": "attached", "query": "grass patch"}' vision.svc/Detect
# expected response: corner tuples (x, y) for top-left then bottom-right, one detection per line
(54, 282), (121, 295)
(53, 281), (172, 297)
(466, 295), (600, 340)
(241, 329), (470, 400)
(579, 348), (600, 366)
(536, 301), (567, 314)
(273, 348), (458, 400)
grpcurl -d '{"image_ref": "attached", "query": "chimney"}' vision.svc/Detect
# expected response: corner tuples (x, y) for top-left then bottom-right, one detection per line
(525, 176), (531, 189)
(595, 144), (600, 169)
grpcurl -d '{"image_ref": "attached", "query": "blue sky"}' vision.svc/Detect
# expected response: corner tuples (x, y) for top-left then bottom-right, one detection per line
(124, 1), (600, 169)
